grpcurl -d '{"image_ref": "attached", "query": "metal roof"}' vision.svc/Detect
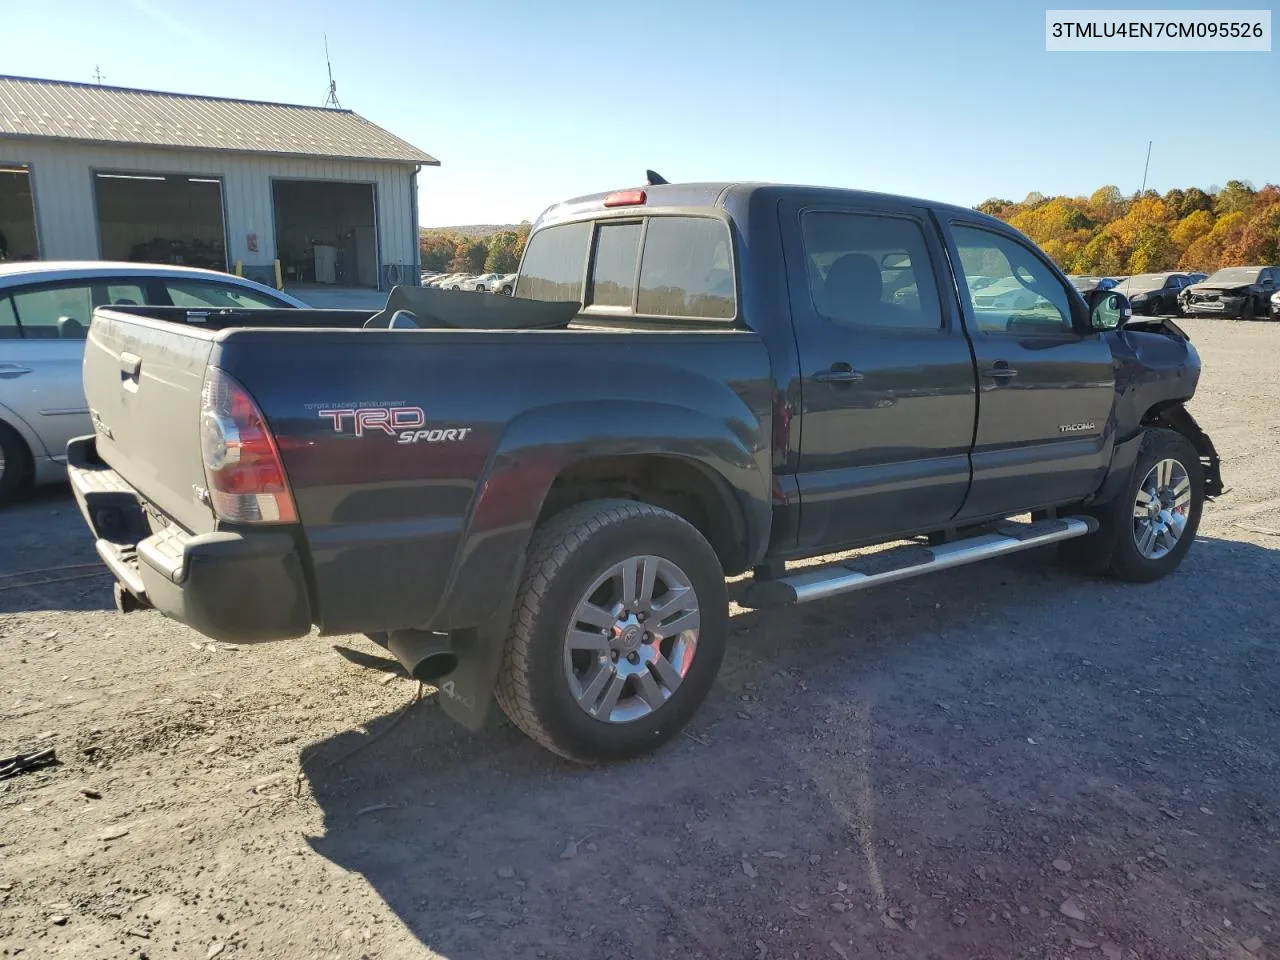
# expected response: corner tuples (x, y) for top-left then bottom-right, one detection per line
(0, 75), (438, 166)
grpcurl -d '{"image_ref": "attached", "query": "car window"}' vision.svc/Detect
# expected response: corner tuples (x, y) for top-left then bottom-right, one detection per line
(635, 217), (735, 319)
(587, 221), (641, 309)
(103, 283), (146, 306)
(0, 296), (18, 339)
(800, 211), (942, 330)
(952, 226), (1074, 335)
(11, 283), (94, 339)
(164, 280), (287, 309)
(515, 221), (591, 301)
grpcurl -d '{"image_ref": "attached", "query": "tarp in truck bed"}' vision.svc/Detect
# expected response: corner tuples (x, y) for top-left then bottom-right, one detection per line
(364, 286), (579, 330)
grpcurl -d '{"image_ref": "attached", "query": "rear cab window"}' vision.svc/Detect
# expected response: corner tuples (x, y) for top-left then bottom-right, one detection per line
(516, 215), (736, 322)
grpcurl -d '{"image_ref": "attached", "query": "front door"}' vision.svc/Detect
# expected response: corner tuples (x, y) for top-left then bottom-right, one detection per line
(944, 221), (1115, 520)
(782, 201), (977, 550)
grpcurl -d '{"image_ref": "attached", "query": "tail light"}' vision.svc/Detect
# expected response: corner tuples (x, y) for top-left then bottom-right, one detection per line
(199, 367), (296, 523)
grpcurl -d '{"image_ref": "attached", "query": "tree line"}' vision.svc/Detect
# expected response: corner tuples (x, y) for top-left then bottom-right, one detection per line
(979, 181), (1280, 275)
(419, 223), (531, 274)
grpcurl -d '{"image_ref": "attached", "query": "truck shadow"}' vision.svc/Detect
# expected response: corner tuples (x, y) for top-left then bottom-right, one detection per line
(298, 534), (1280, 959)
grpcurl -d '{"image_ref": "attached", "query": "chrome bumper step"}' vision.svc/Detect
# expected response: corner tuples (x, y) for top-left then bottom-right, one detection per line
(741, 517), (1097, 608)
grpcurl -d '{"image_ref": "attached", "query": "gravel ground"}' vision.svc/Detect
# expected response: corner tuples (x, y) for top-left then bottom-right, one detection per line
(1, 318), (1278, 960)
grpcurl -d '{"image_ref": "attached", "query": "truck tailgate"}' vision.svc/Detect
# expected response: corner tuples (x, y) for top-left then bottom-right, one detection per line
(83, 308), (218, 535)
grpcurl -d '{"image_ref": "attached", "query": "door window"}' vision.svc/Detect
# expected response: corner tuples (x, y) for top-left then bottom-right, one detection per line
(952, 226), (1075, 335)
(0, 296), (18, 339)
(163, 280), (288, 309)
(800, 212), (942, 330)
(11, 284), (94, 339)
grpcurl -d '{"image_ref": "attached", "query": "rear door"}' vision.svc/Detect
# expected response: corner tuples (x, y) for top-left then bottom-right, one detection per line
(781, 200), (977, 550)
(942, 220), (1115, 520)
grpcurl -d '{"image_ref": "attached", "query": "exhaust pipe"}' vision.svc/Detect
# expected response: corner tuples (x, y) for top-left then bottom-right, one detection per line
(386, 629), (459, 682)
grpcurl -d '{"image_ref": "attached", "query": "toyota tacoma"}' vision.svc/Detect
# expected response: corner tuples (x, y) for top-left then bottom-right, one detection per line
(67, 178), (1223, 763)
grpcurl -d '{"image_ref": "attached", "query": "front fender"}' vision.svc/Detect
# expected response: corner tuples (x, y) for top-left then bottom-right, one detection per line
(429, 398), (771, 632)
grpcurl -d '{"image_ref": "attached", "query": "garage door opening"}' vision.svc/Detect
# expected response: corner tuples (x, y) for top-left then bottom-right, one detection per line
(272, 180), (377, 288)
(95, 173), (226, 270)
(0, 165), (39, 261)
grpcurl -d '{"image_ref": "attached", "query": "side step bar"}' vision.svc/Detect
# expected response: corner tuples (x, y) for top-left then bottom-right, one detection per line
(740, 517), (1097, 609)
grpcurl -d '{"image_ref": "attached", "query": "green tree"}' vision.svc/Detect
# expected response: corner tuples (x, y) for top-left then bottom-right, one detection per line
(447, 239), (487, 273)
(1214, 180), (1256, 218)
(484, 230), (522, 272)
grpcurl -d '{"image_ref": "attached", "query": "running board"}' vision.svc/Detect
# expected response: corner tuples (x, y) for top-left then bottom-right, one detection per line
(741, 517), (1097, 608)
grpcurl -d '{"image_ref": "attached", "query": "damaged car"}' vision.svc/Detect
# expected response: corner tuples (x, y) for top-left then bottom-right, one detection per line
(1179, 266), (1278, 320)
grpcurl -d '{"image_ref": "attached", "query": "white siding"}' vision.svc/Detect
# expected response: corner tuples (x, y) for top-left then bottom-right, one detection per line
(0, 139), (417, 279)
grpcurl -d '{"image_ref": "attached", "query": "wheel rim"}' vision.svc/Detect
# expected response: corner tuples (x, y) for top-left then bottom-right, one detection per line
(563, 555), (700, 724)
(1132, 457), (1191, 560)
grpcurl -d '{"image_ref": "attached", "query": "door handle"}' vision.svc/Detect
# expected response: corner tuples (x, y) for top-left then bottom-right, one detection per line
(120, 352), (141, 380)
(814, 363), (865, 384)
(982, 362), (1018, 380)
(0, 363), (33, 379)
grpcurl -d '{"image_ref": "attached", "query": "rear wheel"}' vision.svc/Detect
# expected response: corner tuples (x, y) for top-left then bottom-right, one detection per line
(1062, 428), (1203, 582)
(495, 499), (727, 763)
(0, 421), (31, 506)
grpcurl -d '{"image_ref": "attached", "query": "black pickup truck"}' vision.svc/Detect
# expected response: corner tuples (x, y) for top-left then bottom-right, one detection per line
(68, 179), (1223, 763)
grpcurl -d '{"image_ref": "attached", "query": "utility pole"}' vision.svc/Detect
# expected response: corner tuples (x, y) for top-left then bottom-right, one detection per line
(92, 65), (105, 84)
(1139, 140), (1152, 197)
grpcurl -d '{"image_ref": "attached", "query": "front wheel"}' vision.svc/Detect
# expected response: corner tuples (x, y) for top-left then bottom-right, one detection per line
(1063, 428), (1203, 582)
(495, 499), (728, 763)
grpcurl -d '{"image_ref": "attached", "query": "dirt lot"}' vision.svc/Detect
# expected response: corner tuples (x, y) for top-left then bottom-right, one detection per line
(2, 317), (1278, 960)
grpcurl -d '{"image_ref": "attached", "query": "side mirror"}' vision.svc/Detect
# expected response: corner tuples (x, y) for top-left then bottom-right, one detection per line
(1090, 291), (1130, 330)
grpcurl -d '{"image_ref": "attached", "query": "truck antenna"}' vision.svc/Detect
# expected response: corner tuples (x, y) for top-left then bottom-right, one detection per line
(323, 34), (342, 109)
(92, 64), (105, 85)
(646, 169), (669, 186)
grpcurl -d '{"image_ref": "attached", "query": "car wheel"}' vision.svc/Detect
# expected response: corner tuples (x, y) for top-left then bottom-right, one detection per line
(495, 499), (728, 763)
(1240, 299), (1255, 321)
(1062, 428), (1203, 583)
(501, 285), (513, 295)
(0, 421), (32, 505)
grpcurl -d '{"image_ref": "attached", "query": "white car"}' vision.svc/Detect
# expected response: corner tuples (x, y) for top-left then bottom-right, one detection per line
(0, 261), (305, 502)
(490, 273), (518, 295)
(464, 273), (505, 292)
(1272, 288), (1280, 320)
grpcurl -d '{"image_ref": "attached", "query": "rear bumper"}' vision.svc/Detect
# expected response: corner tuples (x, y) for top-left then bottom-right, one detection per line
(67, 436), (312, 643)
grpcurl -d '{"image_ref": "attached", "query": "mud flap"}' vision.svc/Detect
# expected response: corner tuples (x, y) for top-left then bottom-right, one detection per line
(435, 624), (506, 731)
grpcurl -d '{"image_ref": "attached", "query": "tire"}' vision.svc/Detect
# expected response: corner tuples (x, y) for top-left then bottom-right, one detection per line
(0, 421), (32, 506)
(1062, 428), (1203, 583)
(495, 499), (728, 763)
(1240, 298), (1255, 321)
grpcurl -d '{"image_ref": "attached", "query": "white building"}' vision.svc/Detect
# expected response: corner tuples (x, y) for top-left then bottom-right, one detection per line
(0, 75), (437, 292)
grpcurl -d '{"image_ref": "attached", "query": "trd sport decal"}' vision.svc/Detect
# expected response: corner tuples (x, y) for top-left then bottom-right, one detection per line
(317, 406), (473, 444)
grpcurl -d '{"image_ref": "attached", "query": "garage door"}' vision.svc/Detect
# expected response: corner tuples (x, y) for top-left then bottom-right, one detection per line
(0, 165), (39, 261)
(272, 180), (378, 288)
(94, 173), (227, 271)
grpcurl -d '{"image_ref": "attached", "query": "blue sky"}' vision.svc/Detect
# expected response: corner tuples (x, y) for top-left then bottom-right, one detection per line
(4, 0), (1276, 225)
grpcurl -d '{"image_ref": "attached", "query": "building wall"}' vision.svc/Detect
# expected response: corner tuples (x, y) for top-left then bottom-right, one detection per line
(0, 138), (419, 287)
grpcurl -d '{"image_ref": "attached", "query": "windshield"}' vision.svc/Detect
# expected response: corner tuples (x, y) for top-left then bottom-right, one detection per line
(1118, 274), (1170, 292)
(1068, 276), (1099, 290)
(1204, 267), (1261, 284)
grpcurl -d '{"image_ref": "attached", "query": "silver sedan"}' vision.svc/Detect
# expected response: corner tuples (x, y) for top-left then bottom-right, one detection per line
(0, 261), (305, 502)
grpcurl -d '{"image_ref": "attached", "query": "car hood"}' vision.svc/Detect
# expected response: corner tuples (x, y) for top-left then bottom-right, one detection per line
(1185, 281), (1252, 295)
